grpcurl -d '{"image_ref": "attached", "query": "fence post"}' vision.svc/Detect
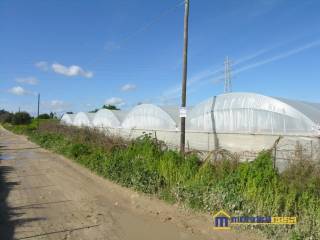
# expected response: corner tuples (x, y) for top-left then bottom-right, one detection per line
(273, 136), (281, 170)
(273, 145), (277, 169)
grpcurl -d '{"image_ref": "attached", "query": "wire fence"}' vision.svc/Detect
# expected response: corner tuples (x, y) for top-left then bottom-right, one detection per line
(91, 126), (320, 170)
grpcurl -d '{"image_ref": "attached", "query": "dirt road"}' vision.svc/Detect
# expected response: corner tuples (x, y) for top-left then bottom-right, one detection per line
(0, 127), (262, 240)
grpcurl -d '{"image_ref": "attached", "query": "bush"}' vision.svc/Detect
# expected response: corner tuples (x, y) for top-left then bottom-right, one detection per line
(0, 109), (14, 123)
(0, 111), (13, 123)
(11, 112), (32, 125)
(70, 143), (91, 158)
(37, 113), (50, 119)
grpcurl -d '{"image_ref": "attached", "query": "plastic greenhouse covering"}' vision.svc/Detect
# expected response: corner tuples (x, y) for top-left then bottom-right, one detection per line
(92, 109), (127, 128)
(73, 112), (95, 127)
(121, 104), (180, 130)
(187, 92), (320, 135)
(61, 92), (320, 136)
(61, 113), (76, 125)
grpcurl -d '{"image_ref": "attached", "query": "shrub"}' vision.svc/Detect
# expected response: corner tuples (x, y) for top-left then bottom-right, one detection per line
(0, 109), (13, 123)
(70, 143), (91, 159)
(11, 112), (32, 125)
(37, 113), (50, 119)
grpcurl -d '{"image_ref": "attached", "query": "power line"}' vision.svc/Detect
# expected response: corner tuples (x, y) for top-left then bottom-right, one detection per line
(120, 1), (184, 45)
(224, 56), (232, 93)
(0, 1), (185, 74)
(87, 1), (184, 68)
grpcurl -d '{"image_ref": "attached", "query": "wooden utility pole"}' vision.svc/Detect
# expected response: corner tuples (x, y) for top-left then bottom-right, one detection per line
(180, 0), (190, 155)
(37, 93), (40, 129)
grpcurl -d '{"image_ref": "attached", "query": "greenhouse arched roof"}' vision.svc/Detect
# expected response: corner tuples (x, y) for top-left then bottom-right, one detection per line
(92, 109), (127, 128)
(60, 113), (76, 125)
(187, 92), (319, 135)
(122, 104), (179, 130)
(275, 97), (320, 125)
(73, 112), (95, 127)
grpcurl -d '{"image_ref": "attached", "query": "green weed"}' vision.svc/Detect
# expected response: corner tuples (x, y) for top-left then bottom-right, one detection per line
(2, 121), (320, 240)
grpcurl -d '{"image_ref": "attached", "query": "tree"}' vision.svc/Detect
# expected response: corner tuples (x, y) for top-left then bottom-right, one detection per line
(38, 113), (50, 119)
(48, 112), (58, 119)
(66, 111), (74, 114)
(89, 108), (99, 113)
(102, 104), (120, 110)
(12, 112), (32, 125)
(89, 104), (120, 113)
(0, 109), (13, 123)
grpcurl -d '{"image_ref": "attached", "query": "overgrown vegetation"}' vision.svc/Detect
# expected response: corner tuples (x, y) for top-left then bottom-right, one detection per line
(11, 112), (32, 125)
(2, 121), (320, 239)
(37, 112), (57, 119)
(0, 109), (13, 123)
(0, 110), (57, 125)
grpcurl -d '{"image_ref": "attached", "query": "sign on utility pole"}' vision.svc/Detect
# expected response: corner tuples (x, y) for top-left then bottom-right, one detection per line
(180, 0), (189, 155)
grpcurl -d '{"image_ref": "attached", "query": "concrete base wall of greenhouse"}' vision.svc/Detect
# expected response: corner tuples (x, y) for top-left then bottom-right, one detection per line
(96, 127), (320, 170)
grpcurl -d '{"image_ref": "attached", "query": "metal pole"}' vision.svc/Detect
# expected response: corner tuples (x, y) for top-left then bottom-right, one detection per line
(180, 0), (189, 155)
(37, 93), (40, 129)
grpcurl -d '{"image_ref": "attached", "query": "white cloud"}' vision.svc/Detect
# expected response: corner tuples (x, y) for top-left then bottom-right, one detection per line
(16, 77), (39, 85)
(43, 100), (70, 112)
(121, 83), (136, 92)
(51, 63), (93, 78)
(8, 86), (30, 96)
(35, 61), (93, 78)
(105, 97), (125, 107)
(35, 61), (49, 71)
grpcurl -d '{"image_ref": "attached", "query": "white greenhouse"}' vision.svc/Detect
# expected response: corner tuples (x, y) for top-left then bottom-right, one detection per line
(60, 113), (76, 125)
(92, 109), (127, 128)
(121, 104), (180, 130)
(73, 112), (95, 127)
(60, 92), (320, 162)
(187, 92), (320, 136)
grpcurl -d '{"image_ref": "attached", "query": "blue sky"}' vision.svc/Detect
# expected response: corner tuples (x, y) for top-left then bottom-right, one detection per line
(1, 0), (320, 114)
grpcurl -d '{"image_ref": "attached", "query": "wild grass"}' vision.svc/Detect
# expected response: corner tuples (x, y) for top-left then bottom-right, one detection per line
(2, 121), (320, 240)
